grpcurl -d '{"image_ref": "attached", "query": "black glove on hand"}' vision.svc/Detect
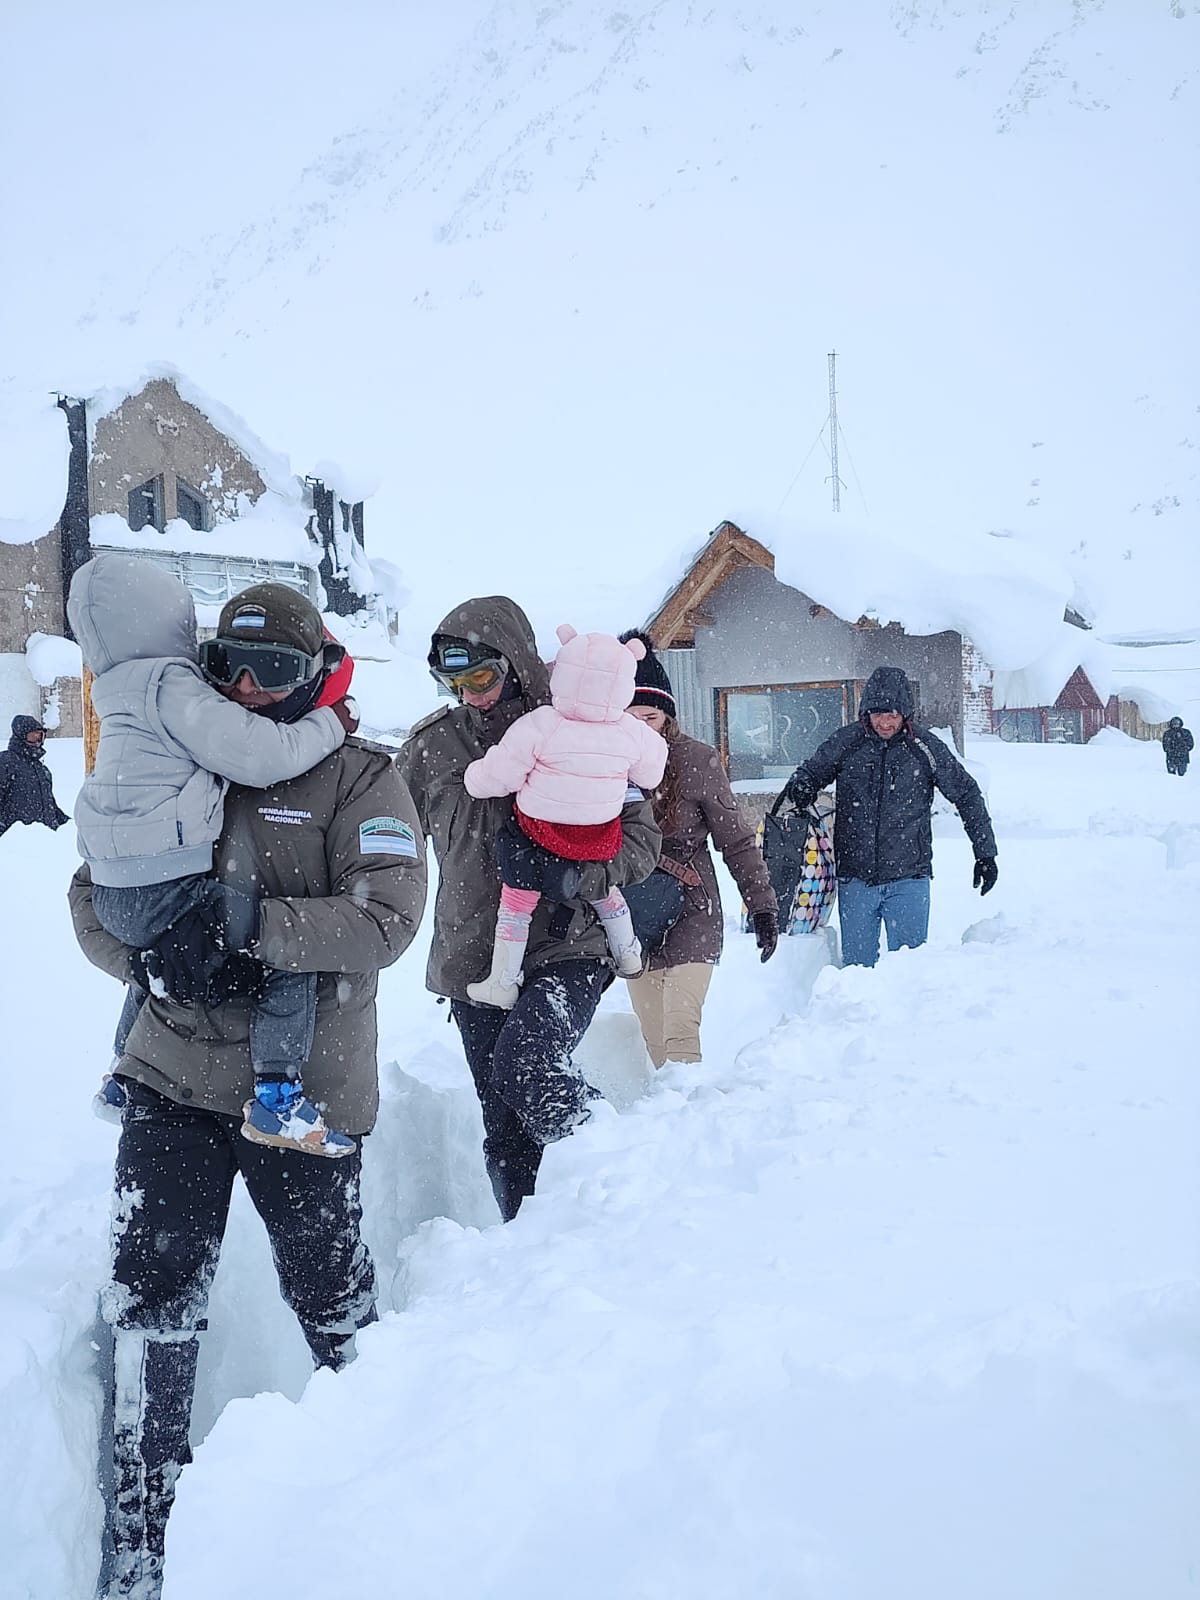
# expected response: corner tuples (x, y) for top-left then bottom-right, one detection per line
(972, 856), (998, 896)
(218, 886), (259, 953)
(784, 771), (814, 812)
(752, 909), (779, 963)
(141, 905), (225, 1004)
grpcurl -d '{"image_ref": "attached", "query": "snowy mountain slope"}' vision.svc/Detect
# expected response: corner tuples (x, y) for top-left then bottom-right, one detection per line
(2, 2), (1197, 638)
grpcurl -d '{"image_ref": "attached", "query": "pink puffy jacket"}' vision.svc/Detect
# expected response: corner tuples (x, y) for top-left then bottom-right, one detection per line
(464, 626), (668, 824)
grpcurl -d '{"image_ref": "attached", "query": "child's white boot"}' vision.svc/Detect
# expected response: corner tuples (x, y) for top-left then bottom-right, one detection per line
(467, 932), (524, 1010)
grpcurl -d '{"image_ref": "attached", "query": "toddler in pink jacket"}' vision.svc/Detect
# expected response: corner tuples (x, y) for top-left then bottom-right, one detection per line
(464, 625), (668, 1009)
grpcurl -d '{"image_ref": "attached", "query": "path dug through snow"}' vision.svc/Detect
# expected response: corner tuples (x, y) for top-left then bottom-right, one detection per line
(164, 740), (1199, 1600)
(3, 737), (1198, 1598)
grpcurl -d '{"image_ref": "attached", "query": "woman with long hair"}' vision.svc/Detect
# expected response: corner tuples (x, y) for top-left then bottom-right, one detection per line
(619, 631), (778, 1068)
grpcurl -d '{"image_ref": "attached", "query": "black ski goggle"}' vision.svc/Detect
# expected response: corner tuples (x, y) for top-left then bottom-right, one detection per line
(200, 638), (324, 692)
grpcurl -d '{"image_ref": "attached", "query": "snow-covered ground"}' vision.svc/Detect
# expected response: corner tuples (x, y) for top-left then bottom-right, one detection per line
(3, 732), (1199, 1599)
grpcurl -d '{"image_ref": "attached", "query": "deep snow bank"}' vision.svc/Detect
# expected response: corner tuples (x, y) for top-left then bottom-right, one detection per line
(162, 747), (1200, 1600)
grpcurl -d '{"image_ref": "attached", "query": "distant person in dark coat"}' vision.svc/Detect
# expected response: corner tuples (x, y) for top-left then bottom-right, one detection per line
(1162, 717), (1193, 777)
(783, 667), (997, 968)
(0, 715), (69, 838)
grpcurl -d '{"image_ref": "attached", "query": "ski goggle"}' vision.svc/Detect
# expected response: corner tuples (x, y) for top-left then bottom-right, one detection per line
(430, 647), (508, 698)
(199, 638), (324, 692)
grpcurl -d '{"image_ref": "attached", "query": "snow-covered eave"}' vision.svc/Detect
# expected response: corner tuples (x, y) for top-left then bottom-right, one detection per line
(992, 628), (1200, 722)
(659, 511), (1075, 674)
(0, 387), (70, 545)
(1096, 627), (1200, 648)
(90, 504), (320, 568)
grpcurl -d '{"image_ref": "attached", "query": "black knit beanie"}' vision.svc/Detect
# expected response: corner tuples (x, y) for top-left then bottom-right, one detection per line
(619, 630), (676, 718)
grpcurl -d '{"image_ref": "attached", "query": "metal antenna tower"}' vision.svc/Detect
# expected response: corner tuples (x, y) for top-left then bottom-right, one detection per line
(827, 350), (844, 513)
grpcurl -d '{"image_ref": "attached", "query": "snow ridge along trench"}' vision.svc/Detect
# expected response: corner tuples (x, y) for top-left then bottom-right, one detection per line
(4, 736), (1199, 1598)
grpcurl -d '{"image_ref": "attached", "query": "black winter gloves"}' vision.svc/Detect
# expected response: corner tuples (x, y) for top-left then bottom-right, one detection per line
(138, 904), (229, 1003)
(783, 771), (814, 812)
(137, 886), (260, 1004)
(752, 909), (779, 963)
(973, 857), (998, 895)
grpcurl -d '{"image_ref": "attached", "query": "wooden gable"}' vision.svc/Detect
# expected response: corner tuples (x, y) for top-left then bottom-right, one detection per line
(645, 520), (775, 647)
(1055, 665), (1105, 712)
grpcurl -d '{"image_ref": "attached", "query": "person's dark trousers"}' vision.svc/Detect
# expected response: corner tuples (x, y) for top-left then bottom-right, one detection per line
(100, 1082), (376, 1594)
(451, 959), (608, 1221)
(1166, 756), (1188, 776)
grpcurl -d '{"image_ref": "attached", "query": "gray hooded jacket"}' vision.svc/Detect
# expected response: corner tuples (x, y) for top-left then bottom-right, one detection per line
(68, 552), (344, 887)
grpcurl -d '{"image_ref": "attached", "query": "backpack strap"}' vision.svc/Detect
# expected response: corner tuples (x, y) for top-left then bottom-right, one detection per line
(907, 730), (938, 781)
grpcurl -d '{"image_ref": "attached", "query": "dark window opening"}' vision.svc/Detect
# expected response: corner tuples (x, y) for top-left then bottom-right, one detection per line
(128, 477), (165, 532)
(175, 480), (209, 532)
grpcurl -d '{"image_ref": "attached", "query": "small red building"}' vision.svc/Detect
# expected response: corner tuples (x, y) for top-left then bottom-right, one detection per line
(993, 665), (1119, 745)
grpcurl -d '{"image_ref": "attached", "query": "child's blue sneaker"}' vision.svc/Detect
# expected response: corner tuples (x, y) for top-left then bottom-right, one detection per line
(93, 1072), (128, 1125)
(240, 1081), (355, 1159)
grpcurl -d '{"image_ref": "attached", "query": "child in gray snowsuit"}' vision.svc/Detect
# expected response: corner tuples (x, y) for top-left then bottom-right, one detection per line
(68, 551), (356, 1158)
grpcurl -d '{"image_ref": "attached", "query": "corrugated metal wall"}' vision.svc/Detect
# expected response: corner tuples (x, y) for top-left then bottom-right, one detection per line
(662, 648), (713, 745)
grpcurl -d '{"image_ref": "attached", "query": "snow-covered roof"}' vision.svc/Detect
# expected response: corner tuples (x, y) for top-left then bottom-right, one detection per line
(86, 362), (303, 503)
(993, 625), (1200, 725)
(0, 385), (70, 545)
(0, 365), (312, 547)
(0, 363), (389, 552)
(90, 505), (316, 568)
(675, 511), (1074, 673)
(1090, 639), (1200, 726)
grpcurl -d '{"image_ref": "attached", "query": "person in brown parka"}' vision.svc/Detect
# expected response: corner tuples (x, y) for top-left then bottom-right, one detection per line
(397, 596), (662, 1221)
(618, 631), (778, 1068)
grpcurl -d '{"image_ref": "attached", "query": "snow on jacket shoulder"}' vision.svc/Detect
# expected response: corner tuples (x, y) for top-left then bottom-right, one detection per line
(464, 704), (668, 824)
(68, 551), (343, 888)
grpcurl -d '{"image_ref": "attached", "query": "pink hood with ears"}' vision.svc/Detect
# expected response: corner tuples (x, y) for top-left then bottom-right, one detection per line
(550, 625), (645, 724)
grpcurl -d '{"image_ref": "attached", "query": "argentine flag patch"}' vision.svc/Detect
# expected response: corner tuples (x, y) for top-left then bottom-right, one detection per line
(359, 816), (418, 858)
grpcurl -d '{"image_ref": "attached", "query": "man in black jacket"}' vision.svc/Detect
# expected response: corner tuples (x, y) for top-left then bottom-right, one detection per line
(0, 715), (70, 838)
(783, 667), (998, 967)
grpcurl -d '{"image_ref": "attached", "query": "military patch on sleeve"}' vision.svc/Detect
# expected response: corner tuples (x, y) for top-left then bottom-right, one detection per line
(359, 816), (418, 858)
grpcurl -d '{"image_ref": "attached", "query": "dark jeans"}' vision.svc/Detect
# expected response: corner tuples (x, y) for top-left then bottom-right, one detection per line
(451, 959), (608, 1221)
(1166, 755), (1189, 776)
(99, 1082), (376, 1593)
(95, 875), (316, 1077)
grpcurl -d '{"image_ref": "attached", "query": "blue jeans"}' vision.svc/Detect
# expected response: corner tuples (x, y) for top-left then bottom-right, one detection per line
(93, 876), (316, 1078)
(838, 876), (930, 968)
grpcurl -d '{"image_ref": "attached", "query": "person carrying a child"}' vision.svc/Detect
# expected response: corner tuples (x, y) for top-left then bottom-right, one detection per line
(68, 551), (359, 1157)
(463, 625), (668, 1010)
(398, 598), (662, 1221)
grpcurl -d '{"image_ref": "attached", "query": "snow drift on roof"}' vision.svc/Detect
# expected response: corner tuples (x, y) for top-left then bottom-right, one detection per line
(993, 626), (1200, 725)
(0, 387), (69, 546)
(729, 511), (1073, 672)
